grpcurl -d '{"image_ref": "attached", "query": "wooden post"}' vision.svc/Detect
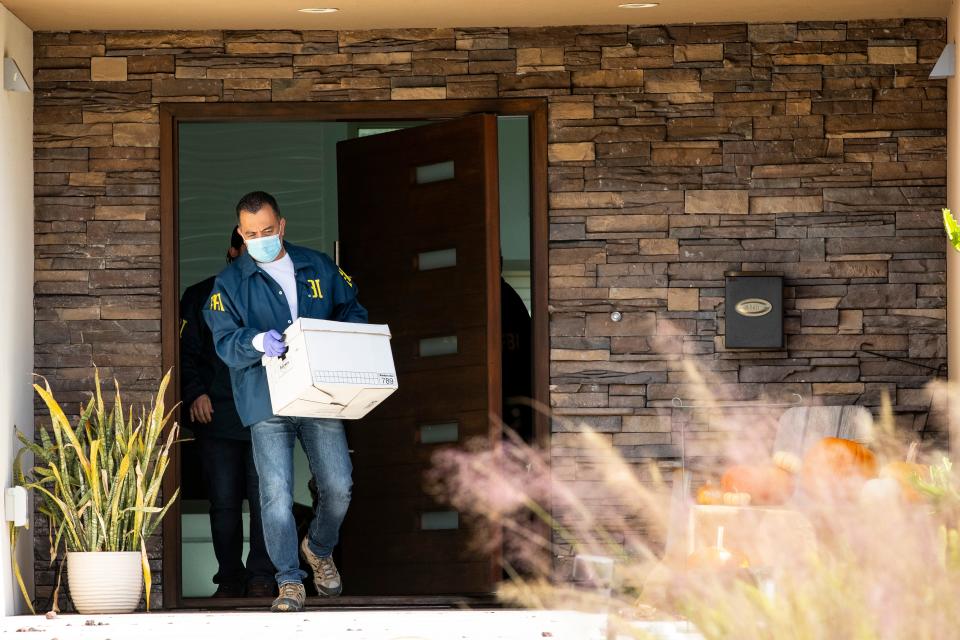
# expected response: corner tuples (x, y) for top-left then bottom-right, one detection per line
(949, 0), (960, 453)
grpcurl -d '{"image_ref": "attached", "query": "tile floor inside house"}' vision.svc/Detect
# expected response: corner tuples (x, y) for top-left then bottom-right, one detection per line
(1, 610), (700, 640)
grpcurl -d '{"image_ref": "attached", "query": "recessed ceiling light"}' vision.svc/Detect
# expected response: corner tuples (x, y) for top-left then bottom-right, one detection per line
(298, 7), (339, 13)
(619, 2), (659, 7)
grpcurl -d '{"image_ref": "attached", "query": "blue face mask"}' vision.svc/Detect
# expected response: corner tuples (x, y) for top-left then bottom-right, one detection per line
(246, 234), (282, 263)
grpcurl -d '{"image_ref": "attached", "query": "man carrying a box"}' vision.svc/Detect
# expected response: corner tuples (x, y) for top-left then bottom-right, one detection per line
(204, 191), (367, 613)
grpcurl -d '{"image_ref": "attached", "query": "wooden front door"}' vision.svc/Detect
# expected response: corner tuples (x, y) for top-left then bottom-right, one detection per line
(336, 114), (502, 596)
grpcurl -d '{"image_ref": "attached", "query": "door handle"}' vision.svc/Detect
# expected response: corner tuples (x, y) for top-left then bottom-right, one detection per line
(335, 240), (341, 267)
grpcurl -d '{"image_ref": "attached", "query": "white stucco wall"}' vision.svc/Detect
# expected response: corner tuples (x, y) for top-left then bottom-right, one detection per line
(0, 1), (33, 617)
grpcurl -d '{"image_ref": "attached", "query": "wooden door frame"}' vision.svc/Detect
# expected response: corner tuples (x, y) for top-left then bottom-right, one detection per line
(159, 99), (550, 609)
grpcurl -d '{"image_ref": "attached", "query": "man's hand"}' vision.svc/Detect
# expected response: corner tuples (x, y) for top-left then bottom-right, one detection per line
(190, 394), (214, 424)
(263, 330), (288, 357)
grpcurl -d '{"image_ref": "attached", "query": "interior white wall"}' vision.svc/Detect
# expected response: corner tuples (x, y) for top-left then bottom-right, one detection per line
(0, 1), (34, 617)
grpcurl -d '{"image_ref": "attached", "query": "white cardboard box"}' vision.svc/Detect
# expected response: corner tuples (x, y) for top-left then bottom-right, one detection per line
(262, 318), (398, 420)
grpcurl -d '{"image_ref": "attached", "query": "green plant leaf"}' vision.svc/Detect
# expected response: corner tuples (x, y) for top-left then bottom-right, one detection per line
(944, 208), (960, 252)
(141, 536), (152, 612)
(8, 523), (35, 615)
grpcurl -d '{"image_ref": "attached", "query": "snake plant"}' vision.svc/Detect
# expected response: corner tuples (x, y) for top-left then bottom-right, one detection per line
(11, 369), (180, 613)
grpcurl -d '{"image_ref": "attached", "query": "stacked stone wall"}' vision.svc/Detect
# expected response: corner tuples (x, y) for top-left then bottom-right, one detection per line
(32, 20), (947, 604)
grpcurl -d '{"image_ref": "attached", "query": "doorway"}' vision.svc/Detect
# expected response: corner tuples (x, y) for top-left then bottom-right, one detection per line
(160, 100), (549, 608)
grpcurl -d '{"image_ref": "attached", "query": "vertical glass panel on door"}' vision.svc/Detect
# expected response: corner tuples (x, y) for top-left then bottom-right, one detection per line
(414, 160), (455, 184)
(419, 422), (460, 444)
(419, 335), (458, 357)
(417, 248), (457, 271)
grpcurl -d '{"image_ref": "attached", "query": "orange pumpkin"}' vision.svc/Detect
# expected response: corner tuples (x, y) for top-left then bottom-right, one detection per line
(880, 442), (928, 503)
(801, 437), (877, 501)
(720, 464), (795, 505)
(695, 483), (724, 505)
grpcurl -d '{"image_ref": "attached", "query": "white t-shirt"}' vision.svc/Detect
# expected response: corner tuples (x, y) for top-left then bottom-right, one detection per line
(252, 253), (298, 352)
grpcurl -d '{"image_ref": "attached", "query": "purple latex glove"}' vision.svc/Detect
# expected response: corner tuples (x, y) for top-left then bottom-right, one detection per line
(263, 330), (287, 357)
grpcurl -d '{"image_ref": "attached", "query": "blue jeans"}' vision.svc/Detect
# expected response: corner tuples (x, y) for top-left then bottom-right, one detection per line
(250, 416), (353, 586)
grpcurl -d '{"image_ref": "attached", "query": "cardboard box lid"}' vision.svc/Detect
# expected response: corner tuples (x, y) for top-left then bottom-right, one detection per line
(284, 317), (392, 341)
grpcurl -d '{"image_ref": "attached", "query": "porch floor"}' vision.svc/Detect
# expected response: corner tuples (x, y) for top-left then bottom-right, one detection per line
(2, 609), (699, 639)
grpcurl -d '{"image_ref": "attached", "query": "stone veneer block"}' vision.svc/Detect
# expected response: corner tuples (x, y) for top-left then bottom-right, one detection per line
(550, 102), (594, 120)
(152, 78), (221, 98)
(667, 288), (699, 311)
(571, 69), (643, 88)
(549, 142), (595, 162)
(644, 68), (701, 93)
(622, 415), (672, 432)
(674, 44), (723, 62)
(684, 189), (749, 214)
(585, 215), (668, 233)
(391, 86), (446, 100)
(651, 142), (721, 166)
(105, 31), (222, 49)
(354, 52), (412, 65)
(271, 79), (313, 101)
(126, 55), (175, 75)
(113, 123), (160, 148)
(750, 196), (823, 214)
(813, 382), (865, 395)
(868, 46), (918, 64)
(748, 23), (799, 42)
(517, 47), (564, 66)
(90, 56), (127, 82)
(638, 239), (679, 255)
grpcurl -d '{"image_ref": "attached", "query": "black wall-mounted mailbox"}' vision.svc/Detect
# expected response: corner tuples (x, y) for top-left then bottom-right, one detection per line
(724, 271), (783, 349)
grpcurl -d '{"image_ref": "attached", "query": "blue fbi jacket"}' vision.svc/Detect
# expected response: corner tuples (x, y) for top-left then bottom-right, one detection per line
(202, 242), (368, 426)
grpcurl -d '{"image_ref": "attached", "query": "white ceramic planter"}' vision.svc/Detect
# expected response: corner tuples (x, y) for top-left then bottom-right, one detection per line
(67, 551), (143, 614)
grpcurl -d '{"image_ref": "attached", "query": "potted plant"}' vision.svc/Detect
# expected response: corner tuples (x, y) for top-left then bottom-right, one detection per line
(12, 369), (180, 614)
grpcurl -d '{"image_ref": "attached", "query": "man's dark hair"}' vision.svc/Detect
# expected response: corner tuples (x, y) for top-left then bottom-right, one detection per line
(229, 226), (244, 250)
(226, 226), (245, 264)
(236, 191), (280, 218)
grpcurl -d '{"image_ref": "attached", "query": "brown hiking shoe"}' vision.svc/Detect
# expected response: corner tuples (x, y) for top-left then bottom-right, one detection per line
(300, 538), (342, 596)
(270, 582), (306, 612)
